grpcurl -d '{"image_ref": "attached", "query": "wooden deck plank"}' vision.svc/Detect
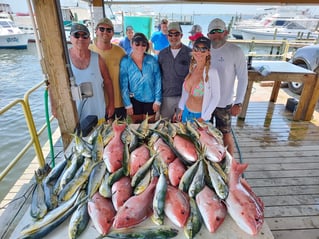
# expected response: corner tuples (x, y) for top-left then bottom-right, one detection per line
(231, 83), (319, 239)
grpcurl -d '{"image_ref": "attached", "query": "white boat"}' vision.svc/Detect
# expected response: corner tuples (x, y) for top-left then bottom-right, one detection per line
(232, 7), (319, 40)
(0, 9), (28, 49)
(240, 21), (319, 40)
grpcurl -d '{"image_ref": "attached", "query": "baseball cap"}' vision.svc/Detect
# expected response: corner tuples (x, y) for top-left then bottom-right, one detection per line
(96, 17), (114, 29)
(189, 32), (204, 41)
(132, 32), (149, 51)
(193, 36), (211, 50)
(208, 18), (226, 33)
(168, 22), (182, 33)
(126, 26), (134, 31)
(70, 23), (90, 36)
(189, 24), (202, 34)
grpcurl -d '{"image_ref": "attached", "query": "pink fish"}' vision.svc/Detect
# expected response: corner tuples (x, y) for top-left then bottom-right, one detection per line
(225, 156), (264, 235)
(103, 122), (126, 172)
(113, 177), (158, 228)
(168, 158), (186, 187)
(153, 138), (176, 164)
(198, 127), (225, 162)
(164, 185), (190, 228)
(111, 176), (133, 211)
(173, 135), (198, 163)
(129, 144), (150, 177)
(196, 186), (227, 233)
(88, 192), (116, 235)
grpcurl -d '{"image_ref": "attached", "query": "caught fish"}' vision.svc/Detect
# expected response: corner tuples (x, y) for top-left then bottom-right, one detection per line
(103, 121), (127, 173)
(225, 155), (264, 235)
(113, 177), (158, 229)
(104, 226), (179, 239)
(99, 171), (112, 198)
(73, 132), (92, 158)
(168, 158), (186, 187)
(30, 171), (48, 219)
(88, 192), (116, 235)
(173, 134), (198, 164)
(184, 197), (202, 239)
(20, 191), (85, 239)
(198, 127), (225, 162)
(131, 154), (156, 188)
(153, 138), (176, 164)
(91, 132), (104, 162)
(152, 173), (167, 225)
(111, 176), (133, 211)
(58, 158), (98, 202)
(164, 185), (190, 228)
(129, 144), (150, 177)
(196, 186), (227, 233)
(87, 160), (107, 198)
(21, 190), (81, 236)
(188, 160), (205, 198)
(205, 159), (229, 200)
(178, 160), (200, 193)
(68, 195), (90, 239)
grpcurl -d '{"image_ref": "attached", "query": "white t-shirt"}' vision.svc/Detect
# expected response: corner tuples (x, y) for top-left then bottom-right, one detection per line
(211, 42), (248, 107)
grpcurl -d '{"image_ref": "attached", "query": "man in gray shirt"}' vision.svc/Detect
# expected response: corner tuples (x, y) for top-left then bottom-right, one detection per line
(158, 22), (192, 121)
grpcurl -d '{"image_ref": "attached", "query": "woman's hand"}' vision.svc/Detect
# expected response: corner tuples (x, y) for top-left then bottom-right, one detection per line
(126, 107), (134, 116)
(153, 103), (160, 112)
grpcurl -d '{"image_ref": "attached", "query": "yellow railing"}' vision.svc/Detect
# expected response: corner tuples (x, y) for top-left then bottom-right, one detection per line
(0, 81), (51, 181)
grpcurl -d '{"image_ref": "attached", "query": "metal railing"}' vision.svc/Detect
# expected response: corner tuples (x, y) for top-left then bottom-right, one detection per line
(0, 80), (52, 181)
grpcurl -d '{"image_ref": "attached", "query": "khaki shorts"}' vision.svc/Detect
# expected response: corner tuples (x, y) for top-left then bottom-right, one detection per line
(211, 104), (232, 134)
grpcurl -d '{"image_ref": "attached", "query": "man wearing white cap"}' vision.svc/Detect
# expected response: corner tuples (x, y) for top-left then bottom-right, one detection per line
(207, 18), (248, 156)
(158, 22), (192, 121)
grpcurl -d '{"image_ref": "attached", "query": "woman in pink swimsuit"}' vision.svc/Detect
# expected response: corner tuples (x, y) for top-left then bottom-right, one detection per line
(177, 36), (220, 122)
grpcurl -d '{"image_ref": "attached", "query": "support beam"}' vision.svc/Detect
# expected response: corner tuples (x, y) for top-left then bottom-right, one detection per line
(31, 0), (78, 149)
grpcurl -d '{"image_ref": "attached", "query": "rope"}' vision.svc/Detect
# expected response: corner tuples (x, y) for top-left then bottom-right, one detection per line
(231, 126), (244, 178)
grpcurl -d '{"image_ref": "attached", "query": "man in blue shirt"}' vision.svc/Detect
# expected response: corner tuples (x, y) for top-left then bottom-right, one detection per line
(149, 19), (169, 57)
(119, 26), (134, 54)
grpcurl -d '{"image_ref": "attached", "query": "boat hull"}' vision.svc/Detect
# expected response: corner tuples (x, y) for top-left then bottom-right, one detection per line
(241, 28), (318, 41)
(0, 33), (28, 49)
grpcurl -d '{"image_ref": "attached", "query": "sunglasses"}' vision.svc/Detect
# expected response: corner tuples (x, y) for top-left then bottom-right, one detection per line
(193, 46), (209, 53)
(168, 32), (181, 37)
(134, 42), (147, 47)
(209, 29), (225, 34)
(98, 27), (113, 33)
(72, 32), (89, 39)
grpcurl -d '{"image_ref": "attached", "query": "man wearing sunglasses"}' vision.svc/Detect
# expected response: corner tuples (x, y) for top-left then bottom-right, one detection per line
(207, 18), (248, 156)
(89, 18), (126, 120)
(68, 23), (115, 125)
(158, 22), (192, 122)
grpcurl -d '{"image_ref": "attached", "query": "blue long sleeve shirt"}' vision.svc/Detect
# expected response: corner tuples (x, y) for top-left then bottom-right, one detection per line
(120, 53), (162, 108)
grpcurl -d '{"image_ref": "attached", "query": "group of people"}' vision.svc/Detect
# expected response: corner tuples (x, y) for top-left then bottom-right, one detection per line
(64, 17), (248, 156)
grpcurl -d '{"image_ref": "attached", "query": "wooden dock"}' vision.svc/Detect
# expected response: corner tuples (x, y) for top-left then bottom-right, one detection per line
(231, 83), (319, 239)
(0, 83), (318, 238)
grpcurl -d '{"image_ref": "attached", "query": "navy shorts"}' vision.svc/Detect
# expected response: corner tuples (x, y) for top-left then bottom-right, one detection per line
(131, 97), (155, 115)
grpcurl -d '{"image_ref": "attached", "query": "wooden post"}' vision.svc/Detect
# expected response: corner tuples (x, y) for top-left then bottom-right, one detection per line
(31, 0), (77, 149)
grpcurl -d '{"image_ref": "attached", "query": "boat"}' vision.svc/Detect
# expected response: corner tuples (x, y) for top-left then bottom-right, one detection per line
(0, 5), (28, 49)
(232, 7), (319, 40)
(240, 20), (319, 40)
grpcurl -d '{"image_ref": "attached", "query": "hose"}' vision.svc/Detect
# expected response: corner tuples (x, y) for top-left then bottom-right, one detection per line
(44, 87), (55, 168)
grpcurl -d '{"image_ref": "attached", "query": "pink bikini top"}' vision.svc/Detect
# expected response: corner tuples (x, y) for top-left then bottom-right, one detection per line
(184, 80), (204, 97)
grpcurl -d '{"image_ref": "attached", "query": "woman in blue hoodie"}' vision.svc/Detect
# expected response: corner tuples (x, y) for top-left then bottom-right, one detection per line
(120, 33), (162, 123)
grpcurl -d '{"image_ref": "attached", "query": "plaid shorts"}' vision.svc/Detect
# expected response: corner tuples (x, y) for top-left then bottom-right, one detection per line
(211, 104), (232, 134)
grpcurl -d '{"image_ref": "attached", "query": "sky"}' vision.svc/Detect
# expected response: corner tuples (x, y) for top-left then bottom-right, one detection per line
(7, 0), (319, 16)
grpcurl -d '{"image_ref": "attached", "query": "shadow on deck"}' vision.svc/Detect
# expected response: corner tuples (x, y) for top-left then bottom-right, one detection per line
(232, 84), (319, 239)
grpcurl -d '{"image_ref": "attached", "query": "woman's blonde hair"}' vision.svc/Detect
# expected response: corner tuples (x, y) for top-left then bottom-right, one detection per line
(188, 54), (211, 82)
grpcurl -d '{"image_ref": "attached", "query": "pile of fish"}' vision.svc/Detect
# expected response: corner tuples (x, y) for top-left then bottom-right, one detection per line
(19, 118), (264, 239)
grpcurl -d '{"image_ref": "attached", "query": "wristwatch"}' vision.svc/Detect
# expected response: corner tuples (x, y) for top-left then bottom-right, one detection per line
(235, 103), (242, 107)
